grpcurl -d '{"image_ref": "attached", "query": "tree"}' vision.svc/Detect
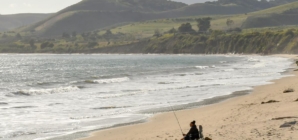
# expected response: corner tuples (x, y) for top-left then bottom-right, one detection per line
(196, 17), (212, 33)
(72, 31), (77, 38)
(153, 29), (162, 37)
(62, 32), (70, 39)
(29, 39), (35, 47)
(103, 29), (113, 41)
(87, 42), (98, 48)
(40, 42), (54, 49)
(15, 33), (22, 40)
(227, 27), (242, 33)
(167, 28), (177, 34)
(104, 30), (113, 36)
(2, 33), (8, 38)
(178, 23), (195, 34)
(226, 19), (234, 29)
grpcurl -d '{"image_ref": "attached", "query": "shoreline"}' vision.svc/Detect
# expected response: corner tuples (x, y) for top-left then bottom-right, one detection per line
(75, 54), (298, 140)
(49, 91), (254, 140)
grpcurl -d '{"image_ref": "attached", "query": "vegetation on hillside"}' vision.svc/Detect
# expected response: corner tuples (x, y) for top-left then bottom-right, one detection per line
(243, 8), (298, 28)
(1, 1), (298, 54)
(20, 0), (297, 37)
(92, 18), (298, 54)
(59, 0), (187, 14)
(139, 29), (298, 54)
(1, 16), (298, 54)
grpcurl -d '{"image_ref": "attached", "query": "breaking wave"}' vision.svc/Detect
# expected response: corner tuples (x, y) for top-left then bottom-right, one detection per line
(85, 77), (130, 84)
(247, 58), (260, 62)
(195, 66), (209, 69)
(14, 86), (80, 96)
(97, 90), (147, 99)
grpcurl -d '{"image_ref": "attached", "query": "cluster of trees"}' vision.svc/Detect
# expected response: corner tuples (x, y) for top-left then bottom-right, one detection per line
(160, 17), (240, 37)
(0, 28), (139, 53)
(167, 17), (213, 35)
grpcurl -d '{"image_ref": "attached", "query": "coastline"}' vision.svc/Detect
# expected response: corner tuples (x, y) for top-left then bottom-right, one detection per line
(76, 54), (298, 140)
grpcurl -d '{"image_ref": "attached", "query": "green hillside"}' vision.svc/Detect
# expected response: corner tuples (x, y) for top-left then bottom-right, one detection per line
(20, 0), (295, 37)
(92, 29), (298, 54)
(242, 1), (298, 28)
(58, 0), (187, 13)
(108, 1), (298, 37)
(0, 13), (52, 32)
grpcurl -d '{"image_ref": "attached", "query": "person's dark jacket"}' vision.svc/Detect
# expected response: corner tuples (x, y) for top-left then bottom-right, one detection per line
(186, 125), (199, 139)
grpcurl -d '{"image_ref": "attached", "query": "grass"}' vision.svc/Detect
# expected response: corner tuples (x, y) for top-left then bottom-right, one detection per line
(104, 1), (298, 38)
(250, 1), (298, 15)
(108, 15), (239, 37)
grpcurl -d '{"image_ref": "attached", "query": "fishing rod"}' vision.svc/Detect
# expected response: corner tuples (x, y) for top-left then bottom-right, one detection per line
(168, 102), (184, 135)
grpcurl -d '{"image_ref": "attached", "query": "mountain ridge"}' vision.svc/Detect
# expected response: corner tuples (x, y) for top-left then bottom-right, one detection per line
(0, 13), (52, 32)
(19, 0), (298, 37)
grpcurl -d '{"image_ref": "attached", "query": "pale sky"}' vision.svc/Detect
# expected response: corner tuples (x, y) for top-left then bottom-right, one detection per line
(0, 0), (212, 15)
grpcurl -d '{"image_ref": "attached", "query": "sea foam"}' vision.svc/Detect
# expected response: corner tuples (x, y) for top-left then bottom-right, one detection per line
(86, 77), (130, 84)
(14, 86), (80, 96)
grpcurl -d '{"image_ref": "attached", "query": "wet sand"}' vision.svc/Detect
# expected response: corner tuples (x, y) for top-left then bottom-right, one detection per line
(80, 54), (298, 140)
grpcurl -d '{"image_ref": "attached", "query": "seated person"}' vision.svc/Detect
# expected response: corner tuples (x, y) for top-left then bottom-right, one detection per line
(181, 121), (199, 140)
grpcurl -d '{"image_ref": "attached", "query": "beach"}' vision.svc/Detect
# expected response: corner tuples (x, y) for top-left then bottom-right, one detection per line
(80, 55), (298, 140)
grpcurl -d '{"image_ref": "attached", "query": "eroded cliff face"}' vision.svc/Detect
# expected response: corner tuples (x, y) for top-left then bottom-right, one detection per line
(89, 30), (298, 54)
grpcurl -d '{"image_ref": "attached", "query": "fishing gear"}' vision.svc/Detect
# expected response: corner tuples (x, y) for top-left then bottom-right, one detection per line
(168, 102), (184, 135)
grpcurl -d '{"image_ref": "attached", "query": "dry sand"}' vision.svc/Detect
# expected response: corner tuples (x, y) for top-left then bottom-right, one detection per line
(80, 55), (298, 140)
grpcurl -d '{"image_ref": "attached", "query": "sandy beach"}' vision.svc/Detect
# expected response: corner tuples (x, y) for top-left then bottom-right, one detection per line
(80, 55), (298, 140)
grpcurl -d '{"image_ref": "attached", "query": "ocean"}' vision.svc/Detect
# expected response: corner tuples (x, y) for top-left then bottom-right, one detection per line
(0, 54), (293, 140)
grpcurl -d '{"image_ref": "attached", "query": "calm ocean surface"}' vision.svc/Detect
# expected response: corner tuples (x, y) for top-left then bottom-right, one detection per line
(0, 54), (292, 140)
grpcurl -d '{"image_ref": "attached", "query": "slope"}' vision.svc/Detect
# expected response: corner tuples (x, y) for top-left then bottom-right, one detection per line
(0, 13), (52, 32)
(21, 0), (296, 37)
(242, 1), (298, 28)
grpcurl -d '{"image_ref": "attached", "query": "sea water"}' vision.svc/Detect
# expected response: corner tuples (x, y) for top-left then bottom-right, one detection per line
(0, 54), (293, 140)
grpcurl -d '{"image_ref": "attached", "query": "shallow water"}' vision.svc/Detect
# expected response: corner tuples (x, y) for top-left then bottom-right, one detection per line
(0, 54), (292, 140)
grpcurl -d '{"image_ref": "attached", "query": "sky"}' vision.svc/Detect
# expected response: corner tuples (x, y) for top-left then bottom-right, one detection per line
(0, 0), (212, 15)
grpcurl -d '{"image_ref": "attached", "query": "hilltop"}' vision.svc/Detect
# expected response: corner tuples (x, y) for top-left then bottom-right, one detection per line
(21, 0), (187, 36)
(58, 0), (187, 13)
(20, 0), (296, 37)
(0, 13), (52, 32)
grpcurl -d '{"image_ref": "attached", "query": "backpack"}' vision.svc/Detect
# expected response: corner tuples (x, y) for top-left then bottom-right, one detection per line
(199, 125), (204, 138)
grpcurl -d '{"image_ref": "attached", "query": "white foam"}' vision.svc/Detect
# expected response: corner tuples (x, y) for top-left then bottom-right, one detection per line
(195, 66), (209, 69)
(97, 90), (147, 99)
(89, 77), (130, 84)
(15, 86), (80, 96)
(223, 69), (235, 72)
(247, 58), (260, 62)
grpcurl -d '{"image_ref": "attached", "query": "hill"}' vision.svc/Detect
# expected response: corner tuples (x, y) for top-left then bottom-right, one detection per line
(58, 0), (187, 13)
(242, 1), (298, 28)
(0, 13), (52, 32)
(20, 0), (296, 37)
(106, 1), (298, 38)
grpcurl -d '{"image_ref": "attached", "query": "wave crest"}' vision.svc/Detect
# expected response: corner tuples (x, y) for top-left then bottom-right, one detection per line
(85, 77), (130, 84)
(247, 58), (260, 62)
(195, 66), (209, 69)
(14, 86), (80, 96)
